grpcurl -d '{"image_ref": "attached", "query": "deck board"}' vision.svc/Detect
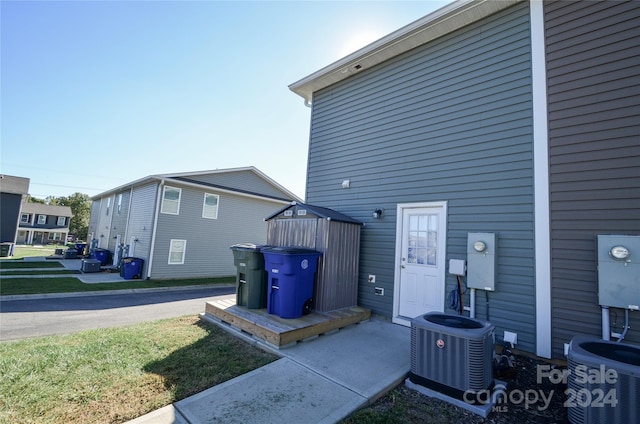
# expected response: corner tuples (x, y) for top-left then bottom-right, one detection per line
(204, 299), (370, 348)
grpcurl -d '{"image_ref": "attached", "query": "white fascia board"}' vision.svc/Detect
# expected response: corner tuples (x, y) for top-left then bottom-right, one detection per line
(289, 0), (522, 104)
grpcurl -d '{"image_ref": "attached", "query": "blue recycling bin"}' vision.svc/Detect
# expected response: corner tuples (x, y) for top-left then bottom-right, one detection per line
(75, 243), (87, 256)
(121, 257), (144, 280)
(93, 248), (109, 265)
(263, 247), (322, 319)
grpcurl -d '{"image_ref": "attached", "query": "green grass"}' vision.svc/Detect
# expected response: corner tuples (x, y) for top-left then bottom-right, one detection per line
(0, 261), (64, 269)
(0, 245), (59, 260)
(0, 315), (277, 424)
(0, 276), (235, 296)
(0, 269), (75, 275)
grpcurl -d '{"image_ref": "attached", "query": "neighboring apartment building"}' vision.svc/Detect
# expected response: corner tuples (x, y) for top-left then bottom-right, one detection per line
(16, 201), (73, 245)
(88, 166), (302, 279)
(0, 175), (30, 243)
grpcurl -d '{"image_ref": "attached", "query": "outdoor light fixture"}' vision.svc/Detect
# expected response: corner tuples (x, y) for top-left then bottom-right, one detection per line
(473, 240), (487, 253)
(609, 245), (630, 260)
(373, 209), (383, 219)
(341, 179), (350, 189)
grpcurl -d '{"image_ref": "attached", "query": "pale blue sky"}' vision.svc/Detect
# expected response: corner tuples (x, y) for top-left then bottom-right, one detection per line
(2, 0), (449, 200)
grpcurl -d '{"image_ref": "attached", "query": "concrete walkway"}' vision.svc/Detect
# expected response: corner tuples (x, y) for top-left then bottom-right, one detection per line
(128, 316), (411, 424)
(2, 257), (413, 423)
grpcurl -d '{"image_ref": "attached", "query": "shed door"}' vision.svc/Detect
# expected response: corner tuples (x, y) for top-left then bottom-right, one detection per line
(394, 203), (446, 325)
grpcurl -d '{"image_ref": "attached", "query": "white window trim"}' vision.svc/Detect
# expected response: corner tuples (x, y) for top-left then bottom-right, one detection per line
(37, 215), (46, 225)
(168, 239), (186, 265)
(21, 214), (29, 223)
(202, 193), (220, 219)
(117, 194), (123, 214)
(57, 216), (66, 226)
(161, 186), (181, 215)
(106, 197), (111, 216)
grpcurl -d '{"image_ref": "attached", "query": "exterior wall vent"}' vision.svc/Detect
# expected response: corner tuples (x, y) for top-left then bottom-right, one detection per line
(567, 336), (640, 424)
(409, 312), (494, 398)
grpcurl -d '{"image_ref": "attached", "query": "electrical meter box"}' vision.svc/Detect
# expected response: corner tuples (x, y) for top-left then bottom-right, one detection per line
(597, 235), (640, 310)
(467, 233), (496, 291)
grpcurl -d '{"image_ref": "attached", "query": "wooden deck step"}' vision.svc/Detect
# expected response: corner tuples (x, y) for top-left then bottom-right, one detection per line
(204, 298), (371, 348)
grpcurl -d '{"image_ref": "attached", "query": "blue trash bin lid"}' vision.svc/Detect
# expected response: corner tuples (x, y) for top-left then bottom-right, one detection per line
(262, 246), (320, 255)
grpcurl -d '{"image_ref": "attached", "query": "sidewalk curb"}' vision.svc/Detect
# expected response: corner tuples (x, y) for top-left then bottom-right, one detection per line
(0, 284), (236, 302)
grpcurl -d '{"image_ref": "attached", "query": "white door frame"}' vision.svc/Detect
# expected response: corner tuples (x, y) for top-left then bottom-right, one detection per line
(392, 201), (448, 326)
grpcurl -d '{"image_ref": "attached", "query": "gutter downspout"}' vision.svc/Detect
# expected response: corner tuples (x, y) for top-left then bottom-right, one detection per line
(124, 187), (133, 243)
(146, 180), (164, 279)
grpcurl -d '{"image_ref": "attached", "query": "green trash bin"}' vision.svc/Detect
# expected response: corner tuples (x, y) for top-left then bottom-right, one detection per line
(230, 243), (271, 309)
(0, 243), (13, 257)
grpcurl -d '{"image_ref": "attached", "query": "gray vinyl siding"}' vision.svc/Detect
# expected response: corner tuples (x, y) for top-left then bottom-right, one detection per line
(126, 183), (157, 271)
(306, 3), (537, 351)
(150, 185), (285, 279)
(87, 199), (101, 240)
(1, 193), (22, 243)
(94, 195), (114, 249)
(175, 169), (292, 200)
(545, 0), (640, 357)
(107, 191), (131, 252)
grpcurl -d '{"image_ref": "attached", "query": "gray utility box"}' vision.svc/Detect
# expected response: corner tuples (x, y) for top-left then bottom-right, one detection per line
(597, 235), (640, 310)
(81, 259), (101, 273)
(466, 233), (496, 291)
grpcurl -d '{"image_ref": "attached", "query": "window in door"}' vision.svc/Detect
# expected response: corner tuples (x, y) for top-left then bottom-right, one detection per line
(407, 213), (438, 266)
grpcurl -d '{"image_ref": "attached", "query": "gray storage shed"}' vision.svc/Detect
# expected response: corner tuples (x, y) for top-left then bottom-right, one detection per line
(265, 203), (363, 312)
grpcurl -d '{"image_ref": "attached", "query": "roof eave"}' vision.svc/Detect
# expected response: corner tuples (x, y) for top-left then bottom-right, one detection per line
(289, 0), (522, 103)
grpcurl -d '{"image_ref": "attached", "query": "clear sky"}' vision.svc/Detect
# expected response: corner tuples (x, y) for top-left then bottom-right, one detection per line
(2, 0), (450, 200)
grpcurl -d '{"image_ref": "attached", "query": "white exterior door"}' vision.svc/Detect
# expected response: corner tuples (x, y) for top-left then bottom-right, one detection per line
(393, 202), (447, 326)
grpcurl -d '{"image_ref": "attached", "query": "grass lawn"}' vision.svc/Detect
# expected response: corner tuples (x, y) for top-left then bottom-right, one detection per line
(0, 261), (64, 269)
(0, 276), (235, 296)
(0, 315), (277, 424)
(1, 245), (60, 260)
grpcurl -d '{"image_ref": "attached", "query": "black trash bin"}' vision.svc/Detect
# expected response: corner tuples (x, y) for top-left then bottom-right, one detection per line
(230, 243), (271, 309)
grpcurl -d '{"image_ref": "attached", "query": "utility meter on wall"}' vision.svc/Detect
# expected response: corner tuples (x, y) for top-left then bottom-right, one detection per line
(597, 235), (640, 310)
(467, 232), (497, 291)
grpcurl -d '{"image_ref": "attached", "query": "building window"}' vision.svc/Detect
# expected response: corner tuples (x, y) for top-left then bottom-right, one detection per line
(161, 186), (181, 215)
(57, 217), (66, 226)
(202, 193), (219, 219)
(48, 233), (62, 241)
(21, 214), (30, 223)
(37, 215), (46, 225)
(106, 197), (111, 215)
(168, 239), (186, 264)
(117, 194), (123, 214)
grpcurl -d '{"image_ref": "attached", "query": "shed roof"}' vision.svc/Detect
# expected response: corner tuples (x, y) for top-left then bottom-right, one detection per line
(289, 0), (521, 104)
(265, 202), (363, 225)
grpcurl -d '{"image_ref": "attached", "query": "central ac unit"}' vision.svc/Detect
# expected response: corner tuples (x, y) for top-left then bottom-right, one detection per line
(410, 312), (494, 399)
(567, 336), (640, 424)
